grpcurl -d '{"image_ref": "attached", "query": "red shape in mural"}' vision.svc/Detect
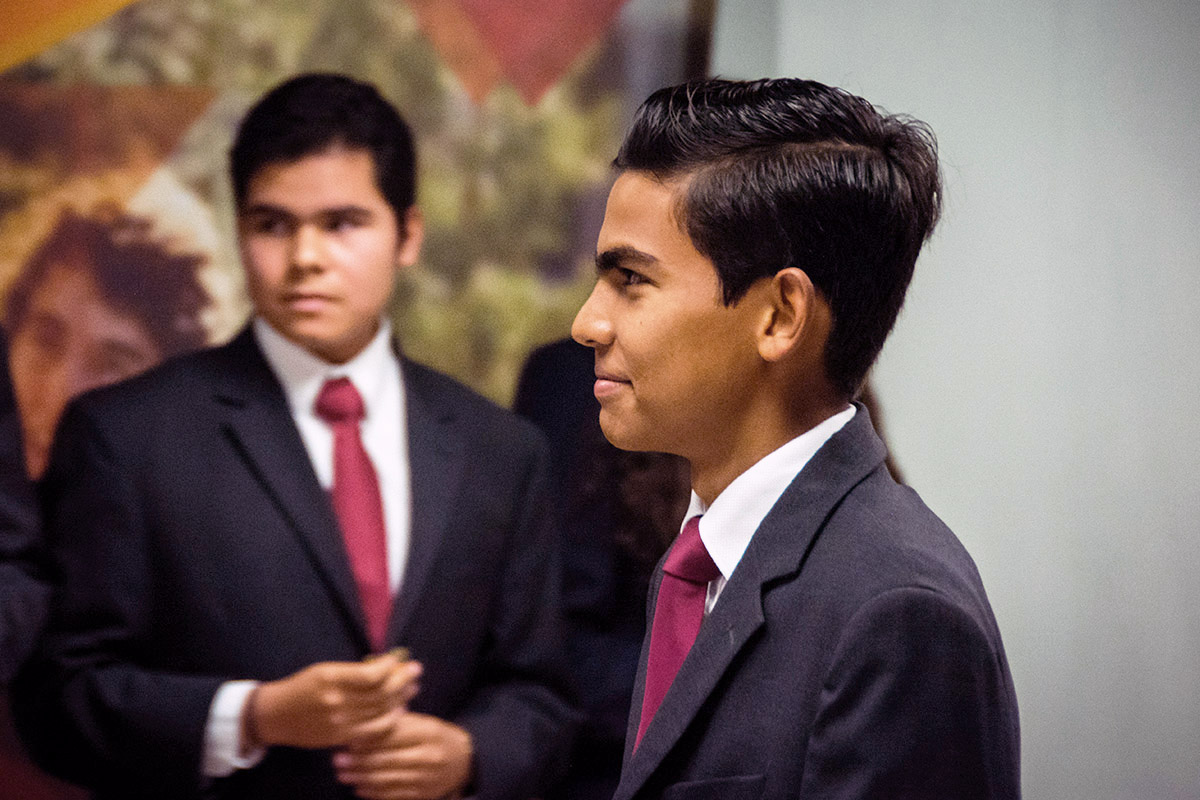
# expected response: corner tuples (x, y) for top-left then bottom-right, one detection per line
(406, 0), (631, 104)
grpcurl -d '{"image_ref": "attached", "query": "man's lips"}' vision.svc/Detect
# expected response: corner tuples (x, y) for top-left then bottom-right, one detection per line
(593, 372), (629, 400)
(282, 293), (334, 312)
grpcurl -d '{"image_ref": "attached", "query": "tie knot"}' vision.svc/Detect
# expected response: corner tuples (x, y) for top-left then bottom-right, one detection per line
(315, 377), (365, 424)
(663, 516), (721, 585)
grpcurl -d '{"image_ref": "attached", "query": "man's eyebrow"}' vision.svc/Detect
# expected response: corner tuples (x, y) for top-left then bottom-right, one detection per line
(595, 246), (655, 274)
(240, 203), (373, 219)
(240, 202), (292, 218)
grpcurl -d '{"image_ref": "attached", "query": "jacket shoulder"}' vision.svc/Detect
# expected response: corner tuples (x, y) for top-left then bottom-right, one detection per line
(403, 359), (547, 448)
(64, 339), (243, 421)
(799, 466), (1002, 640)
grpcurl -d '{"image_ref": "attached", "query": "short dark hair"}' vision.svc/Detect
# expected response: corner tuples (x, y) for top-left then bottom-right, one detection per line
(230, 73), (417, 217)
(4, 206), (210, 356)
(616, 78), (942, 399)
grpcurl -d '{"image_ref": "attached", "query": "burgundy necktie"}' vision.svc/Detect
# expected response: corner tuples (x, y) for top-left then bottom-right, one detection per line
(636, 515), (721, 747)
(315, 377), (391, 651)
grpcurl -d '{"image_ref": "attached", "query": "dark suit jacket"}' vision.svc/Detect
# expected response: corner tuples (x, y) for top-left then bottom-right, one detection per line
(616, 407), (1020, 800)
(0, 331), (46, 683)
(15, 328), (572, 800)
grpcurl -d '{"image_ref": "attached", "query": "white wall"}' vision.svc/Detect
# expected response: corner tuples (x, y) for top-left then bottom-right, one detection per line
(713, 2), (1200, 798)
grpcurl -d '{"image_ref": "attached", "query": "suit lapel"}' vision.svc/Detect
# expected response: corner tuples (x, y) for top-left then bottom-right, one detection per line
(615, 406), (888, 799)
(212, 328), (371, 650)
(387, 361), (465, 639)
(617, 559), (766, 798)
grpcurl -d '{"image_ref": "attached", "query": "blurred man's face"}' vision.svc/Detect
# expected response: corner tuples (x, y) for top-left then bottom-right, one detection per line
(571, 171), (766, 467)
(238, 146), (423, 364)
(8, 263), (162, 478)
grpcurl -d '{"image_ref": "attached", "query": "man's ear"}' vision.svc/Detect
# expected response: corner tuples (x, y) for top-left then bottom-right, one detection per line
(395, 206), (425, 269)
(757, 267), (819, 363)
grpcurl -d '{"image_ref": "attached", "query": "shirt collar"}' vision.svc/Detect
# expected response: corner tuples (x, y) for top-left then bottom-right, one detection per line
(252, 316), (395, 421)
(685, 404), (857, 580)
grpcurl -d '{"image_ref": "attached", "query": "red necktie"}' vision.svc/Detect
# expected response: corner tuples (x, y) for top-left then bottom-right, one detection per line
(315, 377), (391, 651)
(636, 515), (720, 747)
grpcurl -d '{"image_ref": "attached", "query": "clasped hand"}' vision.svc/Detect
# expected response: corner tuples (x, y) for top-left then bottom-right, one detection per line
(246, 651), (421, 750)
(334, 711), (474, 800)
(244, 653), (473, 798)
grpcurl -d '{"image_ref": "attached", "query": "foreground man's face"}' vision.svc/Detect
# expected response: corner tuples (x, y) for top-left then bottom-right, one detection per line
(572, 170), (764, 463)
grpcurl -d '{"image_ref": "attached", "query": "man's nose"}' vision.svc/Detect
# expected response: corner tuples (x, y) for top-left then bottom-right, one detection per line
(571, 284), (614, 348)
(289, 224), (325, 271)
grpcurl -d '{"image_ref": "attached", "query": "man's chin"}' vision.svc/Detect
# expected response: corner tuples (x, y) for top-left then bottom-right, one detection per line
(598, 411), (654, 453)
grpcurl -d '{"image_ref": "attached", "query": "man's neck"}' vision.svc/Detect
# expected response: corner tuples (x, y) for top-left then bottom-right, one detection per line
(688, 399), (851, 504)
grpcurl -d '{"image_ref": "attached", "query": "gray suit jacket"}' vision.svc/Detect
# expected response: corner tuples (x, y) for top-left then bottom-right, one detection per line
(16, 327), (573, 800)
(616, 407), (1020, 800)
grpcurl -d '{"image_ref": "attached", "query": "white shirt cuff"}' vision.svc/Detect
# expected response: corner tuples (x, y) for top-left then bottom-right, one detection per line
(202, 680), (267, 778)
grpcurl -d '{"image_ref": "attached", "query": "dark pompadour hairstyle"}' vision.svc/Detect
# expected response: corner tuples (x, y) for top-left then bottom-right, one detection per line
(616, 78), (942, 399)
(5, 206), (210, 356)
(230, 73), (417, 217)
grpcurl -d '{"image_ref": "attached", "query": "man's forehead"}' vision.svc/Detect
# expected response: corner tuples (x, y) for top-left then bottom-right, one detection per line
(240, 149), (393, 217)
(603, 171), (691, 234)
(243, 148), (382, 197)
(609, 168), (690, 201)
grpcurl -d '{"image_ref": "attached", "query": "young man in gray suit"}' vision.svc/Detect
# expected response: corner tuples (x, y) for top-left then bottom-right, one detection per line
(572, 78), (1020, 799)
(17, 73), (571, 800)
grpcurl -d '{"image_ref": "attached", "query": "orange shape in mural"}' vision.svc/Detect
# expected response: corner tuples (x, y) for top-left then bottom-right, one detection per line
(0, 0), (140, 74)
(0, 83), (218, 279)
(407, 0), (631, 104)
(0, 83), (215, 185)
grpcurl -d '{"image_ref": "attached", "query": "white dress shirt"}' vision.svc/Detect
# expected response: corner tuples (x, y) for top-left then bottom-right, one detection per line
(202, 317), (411, 777)
(683, 405), (856, 613)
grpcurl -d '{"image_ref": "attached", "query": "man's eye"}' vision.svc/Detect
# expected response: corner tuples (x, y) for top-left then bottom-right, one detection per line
(325, 214), (365, 232)
(248, 217), (292, 236)
(619, 268), (647, 286)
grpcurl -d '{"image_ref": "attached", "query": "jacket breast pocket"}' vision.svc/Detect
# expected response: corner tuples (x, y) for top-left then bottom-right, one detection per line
(662, 774), (765, 800)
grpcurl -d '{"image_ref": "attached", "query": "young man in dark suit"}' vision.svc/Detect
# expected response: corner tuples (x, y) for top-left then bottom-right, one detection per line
(16, 73), (571, 800)
(572, 78), (1021, 799)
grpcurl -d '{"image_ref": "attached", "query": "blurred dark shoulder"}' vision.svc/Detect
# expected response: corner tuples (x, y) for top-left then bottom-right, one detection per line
(515, 338), (687, 603)
(0, 331), (46, 683)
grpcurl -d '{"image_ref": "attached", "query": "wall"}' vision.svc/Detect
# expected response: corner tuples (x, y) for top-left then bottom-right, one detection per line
(713, 2), (1200, 798)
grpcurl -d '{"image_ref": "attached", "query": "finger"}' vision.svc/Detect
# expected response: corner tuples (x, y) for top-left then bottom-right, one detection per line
(322, 693), (395, 731)
(344, 711), (449, 755)
(319, 653), (403, 695)
(333, 687), (398, 718)
(343, 654), (405, 689)
(334, 759), (426, 792)
(328, 671), (409, 717)
(344, 707), (404, 744)
(380, 661), (423, 703)
(397, 678), (419, 707)
(336, 740), (434, 771)
(370, 715), (437, 750)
